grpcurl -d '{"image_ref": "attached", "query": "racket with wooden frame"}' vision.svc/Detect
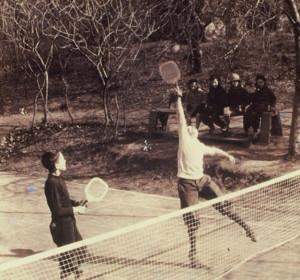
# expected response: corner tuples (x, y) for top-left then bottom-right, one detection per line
(159, 60), (182, 101)
(159, 60), (181, 85)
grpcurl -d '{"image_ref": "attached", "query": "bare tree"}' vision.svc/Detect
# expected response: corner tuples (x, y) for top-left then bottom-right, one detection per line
(284, 0), (300, 157)
(54, 41), (74, 123)
(147, 0), (212, 73)
(0, 0), (58, 126)
(49, 0), (159, 138)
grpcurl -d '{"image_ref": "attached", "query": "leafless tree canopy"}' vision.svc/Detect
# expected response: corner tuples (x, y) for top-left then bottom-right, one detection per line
(0, 0), (299, 149)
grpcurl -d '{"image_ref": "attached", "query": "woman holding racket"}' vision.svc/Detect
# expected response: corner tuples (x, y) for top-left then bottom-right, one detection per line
(173, 86), (256, 268)
(42, 151), (86, 279)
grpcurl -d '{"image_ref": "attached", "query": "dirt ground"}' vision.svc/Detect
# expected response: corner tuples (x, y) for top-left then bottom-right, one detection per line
(0, 34), (298, 197)
(0, 99), (299, 199)
(1, 94), (300, 280)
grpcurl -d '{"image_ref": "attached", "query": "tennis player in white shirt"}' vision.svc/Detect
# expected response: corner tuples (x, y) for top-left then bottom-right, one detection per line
(173, 86), (256, 268)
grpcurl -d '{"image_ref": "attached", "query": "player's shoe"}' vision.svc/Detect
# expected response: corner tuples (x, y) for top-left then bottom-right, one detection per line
(246, 228), (257, 242)
(188, 250), (202, 269)
(221, 128), (231, 137)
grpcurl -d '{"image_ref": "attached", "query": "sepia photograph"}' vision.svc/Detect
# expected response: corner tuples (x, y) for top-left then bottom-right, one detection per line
(0, 1), (300, 279)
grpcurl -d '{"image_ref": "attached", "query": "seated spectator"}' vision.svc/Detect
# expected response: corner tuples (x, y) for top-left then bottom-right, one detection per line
(225, 73), (251, 132)
(183, 79), (207, 129)
(156, 89), (177, 131)
(227, 73), (250, 115)
(205, 75), (228, 135)
(243, 74), (276, 140)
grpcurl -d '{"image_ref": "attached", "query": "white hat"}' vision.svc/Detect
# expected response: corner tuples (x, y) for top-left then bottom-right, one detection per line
(229, 73), (241, 82)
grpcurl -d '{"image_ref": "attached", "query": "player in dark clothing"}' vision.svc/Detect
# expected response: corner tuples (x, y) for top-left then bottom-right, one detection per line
(205, 75), (228, 135)
(42, 151), (87, 280)
(243, 75), (276, 140)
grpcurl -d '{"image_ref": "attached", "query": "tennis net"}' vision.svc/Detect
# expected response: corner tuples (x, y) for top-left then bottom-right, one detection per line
(1, 169), (300, 280)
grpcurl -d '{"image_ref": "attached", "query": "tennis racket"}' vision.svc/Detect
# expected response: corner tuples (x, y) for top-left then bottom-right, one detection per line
(159, 61), (181, 85)
(84, 177), (109, 206)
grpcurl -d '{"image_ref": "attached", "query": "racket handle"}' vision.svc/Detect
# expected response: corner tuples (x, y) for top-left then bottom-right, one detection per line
(80, 199), (88, 207)
(174, 84), (182, 97)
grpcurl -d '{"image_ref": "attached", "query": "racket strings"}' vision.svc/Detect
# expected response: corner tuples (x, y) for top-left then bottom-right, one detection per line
(164, 67), (179, 80)
(159, 61), (181, 84)
(86, 180), (107, 200)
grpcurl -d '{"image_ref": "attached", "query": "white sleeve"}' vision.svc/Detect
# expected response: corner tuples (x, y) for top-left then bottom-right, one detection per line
(203, 145), (218, 156)
(176, 97), (188, 142)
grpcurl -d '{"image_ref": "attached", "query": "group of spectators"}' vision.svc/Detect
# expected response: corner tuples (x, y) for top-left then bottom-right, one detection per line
(182, 73), (277, 140)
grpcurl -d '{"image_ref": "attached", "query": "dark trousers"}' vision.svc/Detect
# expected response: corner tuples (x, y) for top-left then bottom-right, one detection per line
(226, 107), (244, 128)
(178, 175), (224, 227)
(50, 219), (87, 277)
(211, 112), (226, 129)
(244, 105), (267, 132)
(187, 105), (214, 130)
(178, 175), (254, 255)
(198, 112), (215, 129)
(204, 107), (226, 129)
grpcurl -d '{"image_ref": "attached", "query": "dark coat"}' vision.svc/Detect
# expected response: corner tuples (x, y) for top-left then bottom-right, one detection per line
(227, 86), (250, 110)
(249, 86), (276, 112)
(206, 85), (227, 115)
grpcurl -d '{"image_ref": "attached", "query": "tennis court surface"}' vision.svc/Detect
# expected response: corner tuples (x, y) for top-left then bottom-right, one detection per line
(1, 171), (300, 279)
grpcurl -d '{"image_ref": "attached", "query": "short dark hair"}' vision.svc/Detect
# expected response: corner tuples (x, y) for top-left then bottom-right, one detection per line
(209, 75), (221, 83)
(41, 151), (59, 172)
(256, 74), (266, 81)
(188, 79), (198, 87)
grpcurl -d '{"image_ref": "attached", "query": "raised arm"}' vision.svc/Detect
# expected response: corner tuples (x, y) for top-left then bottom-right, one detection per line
(174, 86), (188, 141)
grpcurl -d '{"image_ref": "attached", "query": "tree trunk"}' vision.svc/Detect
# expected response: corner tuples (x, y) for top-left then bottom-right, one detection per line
(288, 25), (300, 156)
(191, 38), (201, 73)
(285, 0), (300, 156)
(103, 87), (110, 130)
(41, 70), (49, 125)
(113, 92), (120, 140)
(62, 74), (74, 123)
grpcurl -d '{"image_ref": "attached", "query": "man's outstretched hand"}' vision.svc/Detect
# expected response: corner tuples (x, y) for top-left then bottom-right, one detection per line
(169, 85), (183, 103)
(174, 85), (182, 97)
(228, 155), (236, 164)
(169, 92), (179, 103)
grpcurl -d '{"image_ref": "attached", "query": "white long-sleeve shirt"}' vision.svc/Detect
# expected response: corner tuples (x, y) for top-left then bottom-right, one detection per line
(177, 97), (217, 180)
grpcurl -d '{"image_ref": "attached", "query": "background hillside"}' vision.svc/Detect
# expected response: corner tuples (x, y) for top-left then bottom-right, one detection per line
(0, 29), (299, 197)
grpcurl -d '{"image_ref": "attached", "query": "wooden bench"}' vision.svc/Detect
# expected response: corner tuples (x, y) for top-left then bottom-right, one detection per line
(148, 108), (283, 144)
(148, 108), (176, 134)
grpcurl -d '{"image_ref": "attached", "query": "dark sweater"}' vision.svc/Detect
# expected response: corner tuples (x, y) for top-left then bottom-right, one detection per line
(206, 85), (227, 115)
(44, 174), (75, 221)
(227, 86), (250, 108)
(250, 86), (276, 110)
